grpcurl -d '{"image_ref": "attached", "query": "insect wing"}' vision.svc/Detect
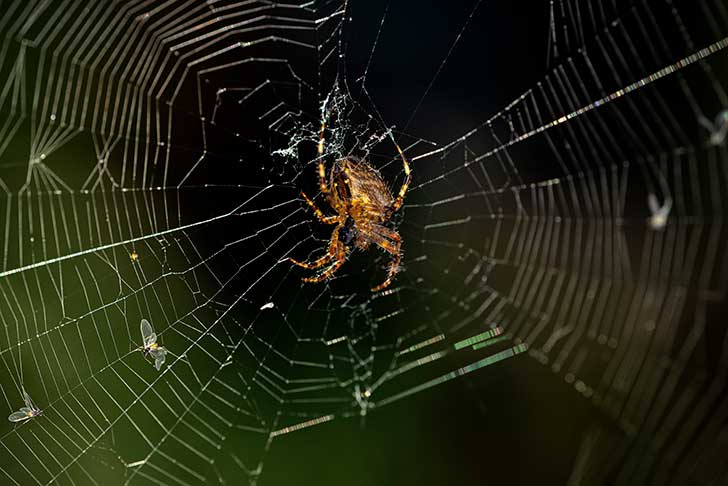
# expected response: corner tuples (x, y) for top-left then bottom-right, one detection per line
(8, 411), (29, 423)
(150, 346), (166, 360)
(647, 194), (660, 214)
(151, 347), (167, 370)
(23, 392), (40, 414)
(140, 319), (157, 348)
(22, 391), (38, 410)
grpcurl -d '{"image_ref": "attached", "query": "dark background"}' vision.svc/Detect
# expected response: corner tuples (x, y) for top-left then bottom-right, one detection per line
(262, 2), (592, 484)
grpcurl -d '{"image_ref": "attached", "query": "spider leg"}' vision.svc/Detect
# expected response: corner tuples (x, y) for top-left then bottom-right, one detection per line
(303, 241), (347, 283)
(301, 192), (338, 224)
(365, 225), (402, 291)
(318, 121), (326, 156)
(289, 225), (342, 270)
(384, 137), (411, 219)
(318, 122), (330, 194)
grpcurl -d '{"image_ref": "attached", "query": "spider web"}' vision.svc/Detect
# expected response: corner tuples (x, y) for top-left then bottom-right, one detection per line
(0, 0), (727, 485)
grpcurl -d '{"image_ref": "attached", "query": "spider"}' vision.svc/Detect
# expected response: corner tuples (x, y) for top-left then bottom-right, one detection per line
(289, 123), (411, 291)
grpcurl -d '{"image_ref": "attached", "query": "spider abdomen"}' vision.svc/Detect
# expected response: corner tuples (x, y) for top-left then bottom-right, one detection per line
(332, 158), (393, 216)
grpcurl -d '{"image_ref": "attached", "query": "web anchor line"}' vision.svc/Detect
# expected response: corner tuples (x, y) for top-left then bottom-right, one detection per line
(413, 35), (728, 163)
(0, 185), (277, 279)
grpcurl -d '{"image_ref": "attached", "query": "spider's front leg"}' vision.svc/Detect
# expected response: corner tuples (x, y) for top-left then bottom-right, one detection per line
(303, 241), (347, 283)
(384, 139), (412, 219)
(368, 226), (402, 292)
(318, 122), (330, 195)
(318, 121), (326, 156)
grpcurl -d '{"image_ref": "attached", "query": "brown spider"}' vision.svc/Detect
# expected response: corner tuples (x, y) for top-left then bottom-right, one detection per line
(289, 124), (411, 291)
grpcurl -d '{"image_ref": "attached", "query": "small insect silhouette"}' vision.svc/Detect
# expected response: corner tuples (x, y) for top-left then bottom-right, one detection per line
(699, 110), (728, 146)
(8, 391), (42, 423)
(139, 319), (168, 370)
(647, 193), (672, 230)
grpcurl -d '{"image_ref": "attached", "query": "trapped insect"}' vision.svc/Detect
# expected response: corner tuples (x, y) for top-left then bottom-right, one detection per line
(8, 391), (42, 423)
(699, 109), (728, 145)
(647, 193), (672, 230)
(139, 319), (168, 370)
(289, 125), (411, 291)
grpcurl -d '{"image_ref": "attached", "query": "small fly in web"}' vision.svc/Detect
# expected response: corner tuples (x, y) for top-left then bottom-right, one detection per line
(139, 319), (168, 371)
(699, 109), (728, 146)
(289, 119), (411, 292)
(8, 391), (42, 423)
(647, 193), (672, 230)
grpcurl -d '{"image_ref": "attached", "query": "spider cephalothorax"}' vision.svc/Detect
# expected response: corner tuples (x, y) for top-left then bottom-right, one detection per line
(289, 128), (411, 291)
